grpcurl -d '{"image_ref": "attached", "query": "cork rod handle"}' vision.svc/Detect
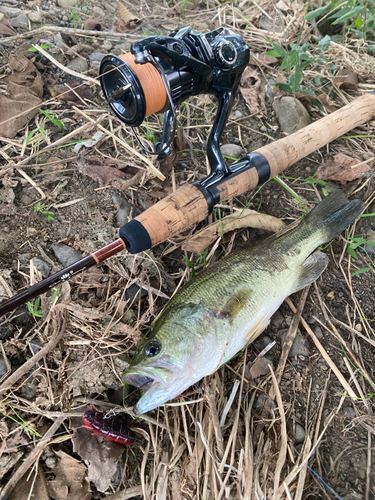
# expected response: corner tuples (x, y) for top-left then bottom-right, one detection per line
(134, 92), (375, 247)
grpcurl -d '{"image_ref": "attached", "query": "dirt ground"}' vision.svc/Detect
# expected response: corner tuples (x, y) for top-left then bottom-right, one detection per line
(1, 0), (375, 499)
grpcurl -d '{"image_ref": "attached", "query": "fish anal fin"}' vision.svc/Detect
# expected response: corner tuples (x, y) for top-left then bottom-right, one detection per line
(216, 290), (252, 323)
(294, 251), (328, 293)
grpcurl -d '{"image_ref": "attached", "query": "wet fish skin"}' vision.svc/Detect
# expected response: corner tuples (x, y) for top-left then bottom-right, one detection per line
(123, 190), (364, 415)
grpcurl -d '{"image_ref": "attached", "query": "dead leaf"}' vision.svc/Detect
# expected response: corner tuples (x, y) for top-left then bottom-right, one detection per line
(114, 2), (141, 31)
(46, 76), (94, 103)
(9, 468), (49, 500)
(316, 153), (372, 185)
(317, 93), (340, 113)
(0, 55), (43, 138)
(182, 209), (285, 252)
(72, 427), (124, 493)
(46, 450), (92, 500)
(0, 16), (16, 36)
(77, 154), (138, 190)
(60, 32), (77, 46)
(248, 357), (273, 379)
(333, 69), (358, 91)
(84, 18), (103, 31)
(240, 67), (265, 116)
(159, 127), (186, 175)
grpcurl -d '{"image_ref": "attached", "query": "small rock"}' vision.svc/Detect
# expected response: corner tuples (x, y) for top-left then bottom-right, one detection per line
(125, 284), (148, 301)
(57, 0), (76, 8)
(102, 40), (112, 51)
(88, 52), (104, 62)
(254, 393), (275, 413)
(0, 322), (15, 341)
(51, 243), (82, 267)
(355, 323), (363, 332)
(282, 331), (311, 358)
(220, 144), (243, 159)
(10, 15), (29, 29)
(343, 406), (356, 417)
(28, 11), (43, 23)
(0, 188), (15, 204)
(113, 42), (132, 55)
(67, 56), (88, 73)
(31, 258), (50, 279)
(48, 9), (56, 15)
(313, 325), (323, 340)
(112, 194), (133, 226)
(0, 6), (21, 18)
(254, 336), (272, 351)
(18, 253), (31, 265)
(271, 310), (285, 329)
(285, 316), (292, 326)
(120, 309), (136, 324)
(295, 423), (305, 444)
(12, 305), (34, 329)
(92, 5), (105, 17)
(365, 231), (375, 256)
(234, 110), (243, 118)
(0, 356), (8, 378)
(272, 96), (311, 134)
(107, 385), (129, 405)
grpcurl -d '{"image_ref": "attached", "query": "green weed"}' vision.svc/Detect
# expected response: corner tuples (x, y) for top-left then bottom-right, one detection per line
(307, 0), (375, 41)
(347, 235), (375, 276)
(34, 202), (55, 222)
(27, 296), (44, 318)
(183, 248), (209, 277)
(266, 38), (330, 98)
(0, 406), (42, 437)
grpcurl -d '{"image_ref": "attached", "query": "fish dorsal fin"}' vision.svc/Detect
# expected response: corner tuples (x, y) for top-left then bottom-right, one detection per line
(217, 289), (252, 323)
(294, 251), (328, 293)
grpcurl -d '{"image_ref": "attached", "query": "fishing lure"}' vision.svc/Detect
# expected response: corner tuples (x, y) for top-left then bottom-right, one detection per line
(82, 406), (135, 445)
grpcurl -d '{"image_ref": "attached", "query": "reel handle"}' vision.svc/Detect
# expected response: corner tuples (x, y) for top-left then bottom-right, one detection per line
(121, 91), (375, 251)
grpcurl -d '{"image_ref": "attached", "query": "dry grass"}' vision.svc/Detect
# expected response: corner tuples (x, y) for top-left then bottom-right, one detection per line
(1, 0), (375, 498)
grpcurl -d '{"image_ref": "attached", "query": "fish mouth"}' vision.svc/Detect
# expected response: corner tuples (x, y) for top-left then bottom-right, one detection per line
(123, 362), (189, 415)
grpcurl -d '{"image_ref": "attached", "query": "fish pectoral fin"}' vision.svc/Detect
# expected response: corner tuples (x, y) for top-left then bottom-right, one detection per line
(294, 251), (328, 293)
(217, 289), (252, 323)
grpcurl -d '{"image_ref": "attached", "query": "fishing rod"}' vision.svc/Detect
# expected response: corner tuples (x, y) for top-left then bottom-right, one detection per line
(1, 26), (375, 317)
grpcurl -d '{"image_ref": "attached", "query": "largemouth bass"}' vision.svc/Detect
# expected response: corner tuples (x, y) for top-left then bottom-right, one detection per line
(123, 190), (364, 415)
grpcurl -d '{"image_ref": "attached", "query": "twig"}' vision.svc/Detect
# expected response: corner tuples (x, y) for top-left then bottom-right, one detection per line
(0, 416), (65, 500)
(2, 25), (137, 43)
(271, 285), (310, 397)
(205, 378), (224, 458)
(33, 44), (100, 86)
(0, 307), (67, 397)
(270, 365), (288, 500)
(285, 298), (358, 399)
(73, 107), (165, 181)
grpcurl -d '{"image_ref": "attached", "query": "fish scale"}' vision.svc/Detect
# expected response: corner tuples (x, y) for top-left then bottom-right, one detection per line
(123, 190), (365, 415)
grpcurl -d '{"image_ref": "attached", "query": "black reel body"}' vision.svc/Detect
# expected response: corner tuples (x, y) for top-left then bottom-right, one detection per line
(100, 26), (249, 180)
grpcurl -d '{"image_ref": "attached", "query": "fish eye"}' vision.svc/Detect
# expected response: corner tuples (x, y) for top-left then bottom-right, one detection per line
(145, 340), (161, 357)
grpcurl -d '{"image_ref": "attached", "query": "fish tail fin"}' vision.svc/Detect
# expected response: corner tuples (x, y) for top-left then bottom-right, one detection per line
(303, 189), (365, 244)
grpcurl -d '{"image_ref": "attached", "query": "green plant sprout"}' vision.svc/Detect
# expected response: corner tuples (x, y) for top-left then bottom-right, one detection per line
(266, 36), (330, 98)
(27, 296), (44, 318)
(183, 248), (209, 277)
(346, 236), (375, 277)
(25, 109), (66, 153)
(34, 202), (55, 222)
(28, 42), (52, 52)
(70, 7), (82, 28)
(0, 406), (42, 437)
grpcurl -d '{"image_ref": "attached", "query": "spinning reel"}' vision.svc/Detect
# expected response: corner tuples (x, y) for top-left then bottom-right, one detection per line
(99, 26), (251, 190)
